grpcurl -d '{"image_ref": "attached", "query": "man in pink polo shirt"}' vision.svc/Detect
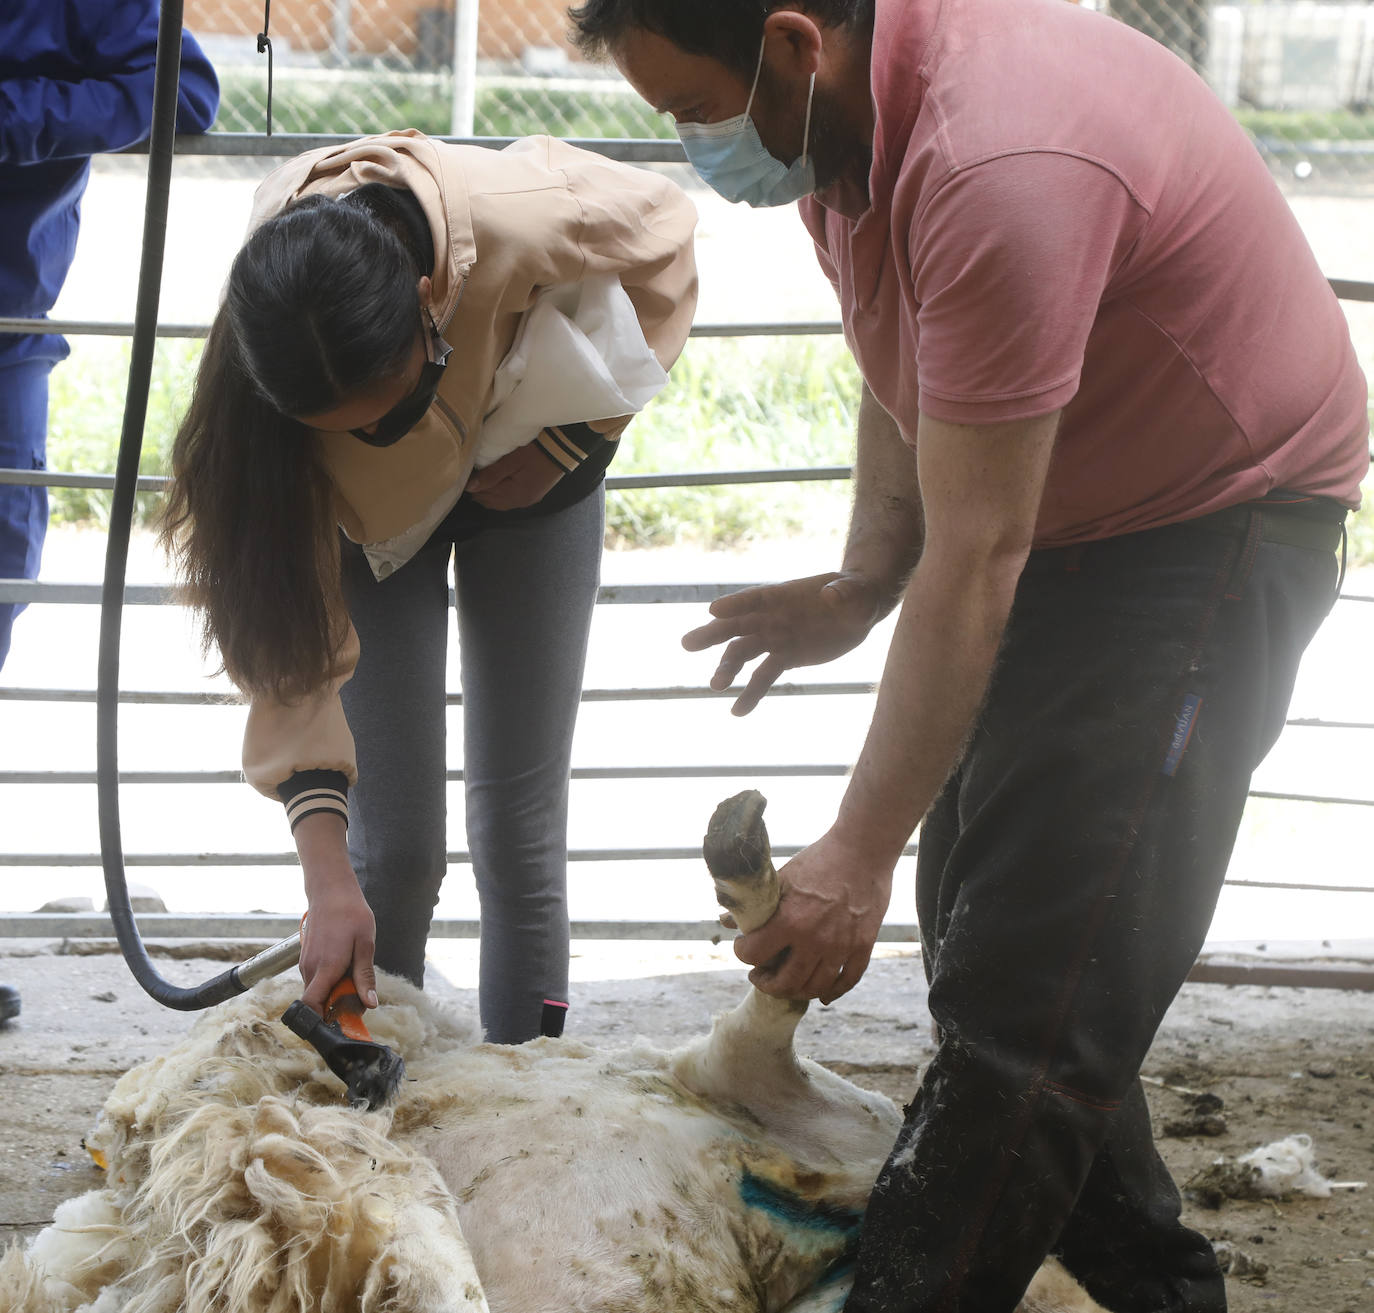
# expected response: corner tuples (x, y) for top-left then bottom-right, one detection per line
(571, 0), (1368, 1309)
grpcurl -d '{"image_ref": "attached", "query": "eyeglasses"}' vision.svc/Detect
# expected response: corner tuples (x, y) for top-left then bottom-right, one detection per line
(350, 313), (453, 447)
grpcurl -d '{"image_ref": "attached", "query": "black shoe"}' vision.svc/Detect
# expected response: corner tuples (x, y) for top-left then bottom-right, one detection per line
(0, 984), (19, 1024)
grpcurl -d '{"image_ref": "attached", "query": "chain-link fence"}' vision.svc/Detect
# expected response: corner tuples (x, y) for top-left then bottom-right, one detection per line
(192, 0), (673, 141)
(1106, 0), (1374, 187)
(189, 0), (1374, 186)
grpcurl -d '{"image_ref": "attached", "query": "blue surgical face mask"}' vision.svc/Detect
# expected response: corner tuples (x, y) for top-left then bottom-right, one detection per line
(675, 37), (816, 208)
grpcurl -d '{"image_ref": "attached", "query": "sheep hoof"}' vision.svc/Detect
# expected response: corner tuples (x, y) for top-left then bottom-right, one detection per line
(703, 790), (771, 883)
(703, 791), (779, 935)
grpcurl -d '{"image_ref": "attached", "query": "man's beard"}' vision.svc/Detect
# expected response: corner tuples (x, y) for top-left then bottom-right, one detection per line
(757, 66), (870, 196)
(808, 83), (870, 194)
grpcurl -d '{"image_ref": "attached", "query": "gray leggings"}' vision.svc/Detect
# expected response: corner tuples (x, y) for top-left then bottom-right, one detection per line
(339, 489), (603, 1043)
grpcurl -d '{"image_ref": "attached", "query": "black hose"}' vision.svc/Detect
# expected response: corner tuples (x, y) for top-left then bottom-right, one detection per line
(96, 0), (253, 1009)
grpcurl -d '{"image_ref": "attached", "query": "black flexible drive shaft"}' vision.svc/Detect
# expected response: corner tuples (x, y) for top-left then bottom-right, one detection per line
(96, 0), (251, 1009)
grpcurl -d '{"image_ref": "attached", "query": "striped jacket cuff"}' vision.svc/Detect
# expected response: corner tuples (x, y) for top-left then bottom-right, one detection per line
(277, 769), (350, 832)
(535, 422), (613, 473)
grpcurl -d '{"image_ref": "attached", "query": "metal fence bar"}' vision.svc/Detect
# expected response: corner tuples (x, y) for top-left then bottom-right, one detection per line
(3, 731), (1372, 785)
(0, 318), (208, 339)
(0, 911), (1365, 991)
(1330, 279), (1374, 304)
(0, 912), (894, 942)
(0, 464), (854, 493)
(0, 680), (875, 705)
(0, 580), (756, 606)
(610, 465), (852, 487)
(1286, 717), (1374, 730)
(7, 781), (1374, 864)
(2, 910), (1371, 947)
(0, 843), (918, 868)
(119, 133), (690, 162)
(1247, 790), (1374, 807)
(6, 576), (1372, 609)
(1, 852), (1368, 887)
(0, 470), (169, 491)
(0, 317), (846, 340)
(0, 770), (1370, 807)
(0, 763), (856, 786)
(6, 280), (1374, 343)
(4, 689), (1373, 731)
(1186, 962), (1374, 993)
(1, 765), (1369, 790)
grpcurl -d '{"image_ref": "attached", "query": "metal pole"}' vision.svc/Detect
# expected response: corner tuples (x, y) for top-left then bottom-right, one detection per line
(332, 0), (353, 65)
(450, 0), (479, 137)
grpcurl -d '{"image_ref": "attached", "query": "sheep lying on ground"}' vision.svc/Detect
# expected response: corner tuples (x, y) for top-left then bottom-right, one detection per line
(0, 793), (1110, 1313)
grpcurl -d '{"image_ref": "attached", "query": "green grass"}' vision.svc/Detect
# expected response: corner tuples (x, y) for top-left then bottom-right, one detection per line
(1235, 108), (1374, 144)
(46, 337), (201, 529)
(608, 336), (860, 548)
(212, 70), (674, 141)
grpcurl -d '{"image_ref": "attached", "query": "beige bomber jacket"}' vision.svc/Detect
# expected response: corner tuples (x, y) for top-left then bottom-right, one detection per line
(238, 131), (698, 814)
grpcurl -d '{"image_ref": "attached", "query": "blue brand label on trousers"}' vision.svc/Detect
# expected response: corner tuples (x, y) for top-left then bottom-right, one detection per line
(1163, 694), (1202, 777)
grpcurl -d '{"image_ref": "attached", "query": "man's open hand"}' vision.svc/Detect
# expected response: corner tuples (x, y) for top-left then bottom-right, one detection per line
(682, 571), (884, 714)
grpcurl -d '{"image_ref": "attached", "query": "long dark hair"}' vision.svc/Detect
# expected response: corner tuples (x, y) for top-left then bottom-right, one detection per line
(160, 187), (427, 699)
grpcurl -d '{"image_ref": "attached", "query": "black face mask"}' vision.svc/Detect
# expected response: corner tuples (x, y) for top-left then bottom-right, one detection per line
(350, 314), (452, 447)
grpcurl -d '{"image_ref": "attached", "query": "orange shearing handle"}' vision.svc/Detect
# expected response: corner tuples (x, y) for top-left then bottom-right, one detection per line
(299, 912), (375, 1042)
(325, 977), (375, 1042)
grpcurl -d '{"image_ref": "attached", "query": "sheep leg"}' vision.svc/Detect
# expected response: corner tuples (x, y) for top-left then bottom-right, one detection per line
(699, 793), (1111, 1313)
(676, 789), (900, 1187)
(690, 790), (806, 1044)
(675, 792), (810, 1101)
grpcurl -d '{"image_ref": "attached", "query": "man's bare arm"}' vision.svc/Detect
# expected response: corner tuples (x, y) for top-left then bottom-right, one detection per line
(737, 406), (1061, 1001)
(840, 382), (925, 614)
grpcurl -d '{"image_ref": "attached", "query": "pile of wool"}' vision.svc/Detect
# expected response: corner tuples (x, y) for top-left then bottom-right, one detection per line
(1186, 1133), (1367, 1208)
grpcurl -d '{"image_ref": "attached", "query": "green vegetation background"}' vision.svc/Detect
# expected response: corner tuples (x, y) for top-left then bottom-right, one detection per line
(46, 335), (865, 551)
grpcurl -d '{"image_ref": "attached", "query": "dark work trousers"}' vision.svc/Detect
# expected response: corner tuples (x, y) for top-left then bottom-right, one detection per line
(0, 359), (52, 671)
(339, 488), (603, 1044)
(844, 508), (1343, 1313)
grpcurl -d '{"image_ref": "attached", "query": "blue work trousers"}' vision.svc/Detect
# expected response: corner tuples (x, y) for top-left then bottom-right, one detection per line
(845, 506), (1343, 1313)
(0, 359), (51, 671)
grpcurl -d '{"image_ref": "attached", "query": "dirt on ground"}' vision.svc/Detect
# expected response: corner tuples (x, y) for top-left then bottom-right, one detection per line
(1, 938), (1371, 1311)
(838, 1013), (1374, 1313)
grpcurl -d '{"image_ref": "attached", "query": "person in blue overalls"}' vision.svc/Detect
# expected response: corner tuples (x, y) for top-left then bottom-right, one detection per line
(0, 0), (220, 672)
(0, 1), (219, 1027)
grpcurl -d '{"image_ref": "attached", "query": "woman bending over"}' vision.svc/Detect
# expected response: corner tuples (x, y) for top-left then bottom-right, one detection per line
(162, 132), (697, 1041)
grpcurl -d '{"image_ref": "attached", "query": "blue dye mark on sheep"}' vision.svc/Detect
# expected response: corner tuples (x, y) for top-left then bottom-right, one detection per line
(738, 1171), (864, 1236)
